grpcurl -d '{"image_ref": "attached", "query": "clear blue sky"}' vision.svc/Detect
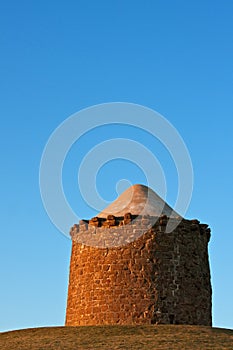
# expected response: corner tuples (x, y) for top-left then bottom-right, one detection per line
(0, 1), (233, 332)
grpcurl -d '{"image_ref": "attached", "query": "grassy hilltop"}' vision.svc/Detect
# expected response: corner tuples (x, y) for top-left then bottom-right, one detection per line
(1, 325), (233, 350)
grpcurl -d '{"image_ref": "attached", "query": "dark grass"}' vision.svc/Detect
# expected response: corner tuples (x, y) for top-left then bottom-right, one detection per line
(1, 325), (233, 350)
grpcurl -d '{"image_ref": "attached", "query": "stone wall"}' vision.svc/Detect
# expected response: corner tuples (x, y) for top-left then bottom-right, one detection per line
(66, 215), (212, 326)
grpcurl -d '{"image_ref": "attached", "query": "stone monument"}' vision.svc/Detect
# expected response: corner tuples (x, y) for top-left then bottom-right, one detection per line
(66, 184), (212, 326)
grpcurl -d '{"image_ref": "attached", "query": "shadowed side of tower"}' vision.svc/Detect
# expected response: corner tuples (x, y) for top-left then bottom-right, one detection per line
(65, 185), (212, 326)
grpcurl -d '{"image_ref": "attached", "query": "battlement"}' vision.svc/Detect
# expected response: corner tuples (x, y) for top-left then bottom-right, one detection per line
(70, 214), (211, 247)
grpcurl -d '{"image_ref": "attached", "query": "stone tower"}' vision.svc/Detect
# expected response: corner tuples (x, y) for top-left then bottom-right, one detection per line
(66, 184), (212, 326)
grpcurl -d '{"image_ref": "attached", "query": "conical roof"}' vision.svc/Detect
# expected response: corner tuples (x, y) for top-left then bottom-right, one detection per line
(98, 184), (180, 218)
